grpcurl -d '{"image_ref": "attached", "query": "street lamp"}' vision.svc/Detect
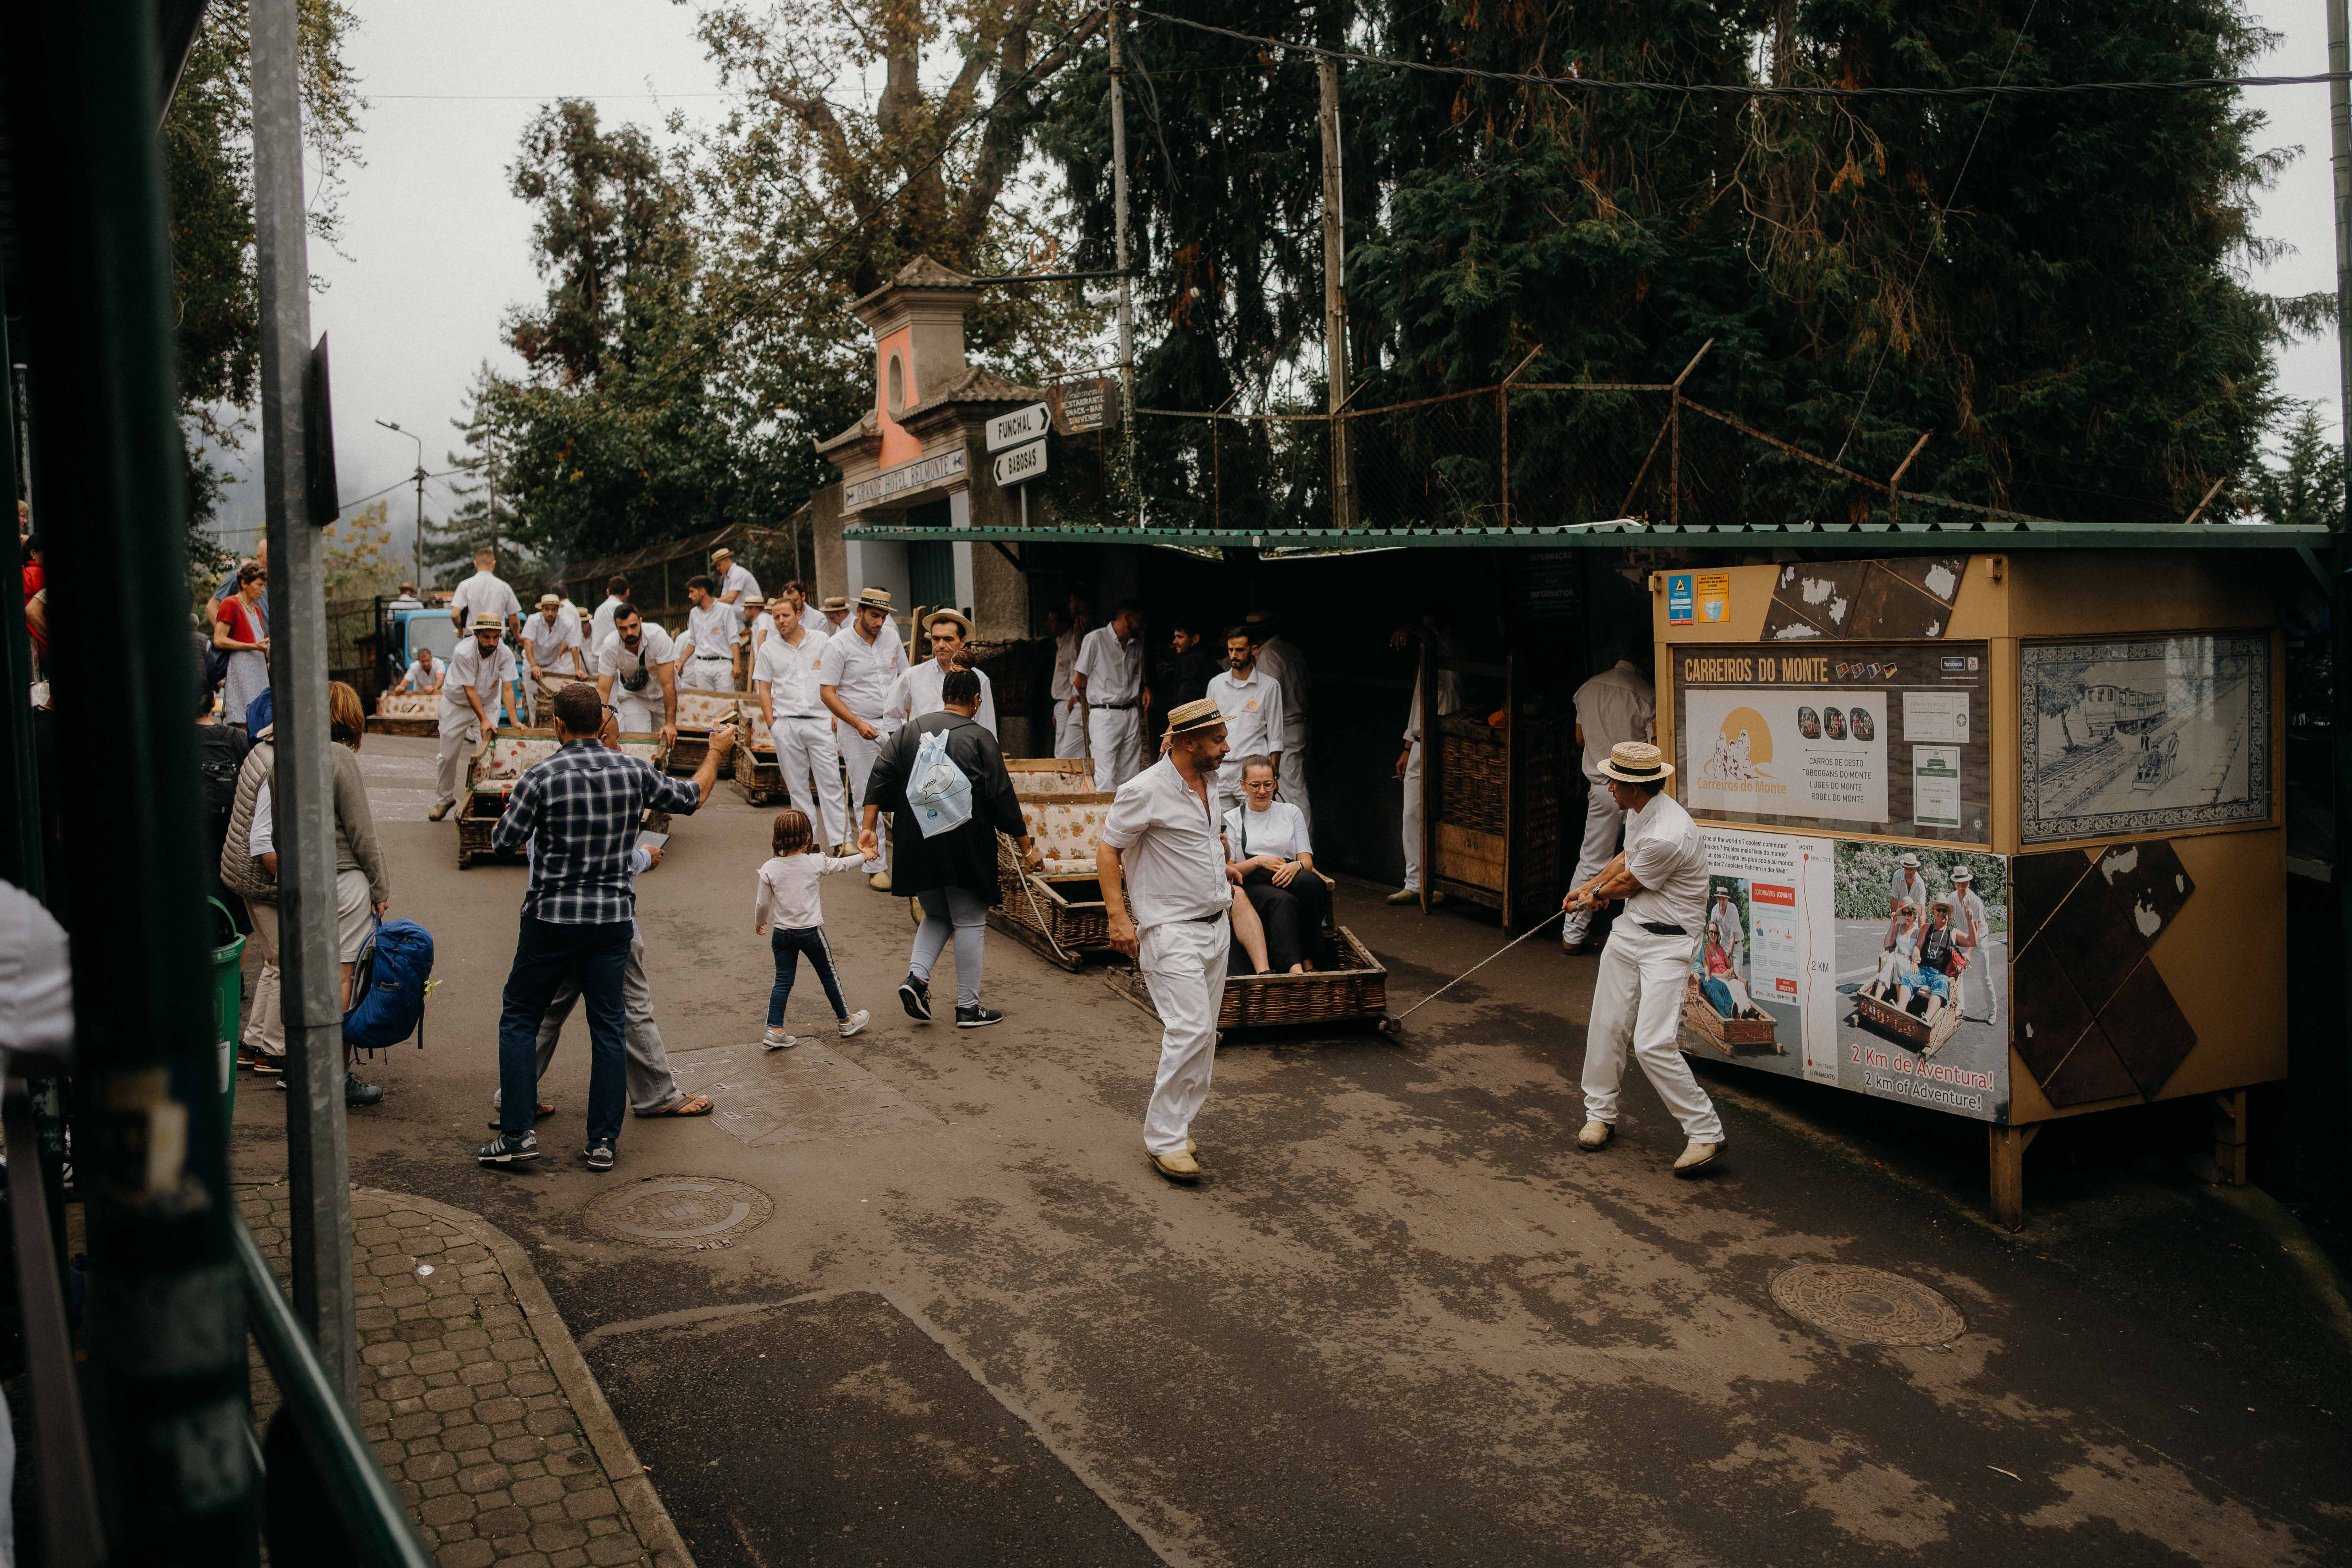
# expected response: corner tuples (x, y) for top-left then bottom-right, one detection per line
(373, 418), (425, 586)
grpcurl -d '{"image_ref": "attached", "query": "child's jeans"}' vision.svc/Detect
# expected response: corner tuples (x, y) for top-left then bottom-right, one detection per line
(769, 925), (848, 1026)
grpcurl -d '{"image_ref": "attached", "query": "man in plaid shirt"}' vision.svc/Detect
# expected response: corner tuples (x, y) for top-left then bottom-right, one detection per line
(479, 683), (737, 1171)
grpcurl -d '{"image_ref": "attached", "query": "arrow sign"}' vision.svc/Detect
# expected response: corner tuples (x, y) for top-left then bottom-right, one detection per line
(992, 438), (1049, 488)
(986, 402), (1051, 452)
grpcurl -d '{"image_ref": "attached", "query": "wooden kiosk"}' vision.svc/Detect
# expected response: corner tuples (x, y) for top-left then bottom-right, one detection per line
(1652, 552), (2284, 1227)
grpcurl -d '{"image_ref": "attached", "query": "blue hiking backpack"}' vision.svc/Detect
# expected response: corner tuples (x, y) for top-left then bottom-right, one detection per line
(344, 919), (435, 1053)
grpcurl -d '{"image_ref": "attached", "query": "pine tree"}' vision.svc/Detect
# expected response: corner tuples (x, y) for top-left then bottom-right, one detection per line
(426, 365), (525, 588)
(2252, 404), (2346, 531)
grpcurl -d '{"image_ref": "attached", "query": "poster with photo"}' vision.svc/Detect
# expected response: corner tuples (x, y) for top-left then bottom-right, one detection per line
(1675, 829), (2010, 1122)
(2019, 633), (2272, 843)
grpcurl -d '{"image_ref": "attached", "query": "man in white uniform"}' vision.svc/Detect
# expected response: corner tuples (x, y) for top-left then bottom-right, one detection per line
(1045, 605), (1084, 760)
(590, 575), (631, 656)
(1072, 600), (1150, 790)
(753, 598), (852, 852)
(520, 592), (588, 725)
(1098, 698), (1233, 1185)
(819, 594), (851, 634)
(1707, 890), (1744, 981)
(1563, 742), (1726, 1175)
(712, 546), (761, 625)
(389, 646), (442, 696)
(1950, 865), (1998, 1026)
(448, 546), (522, 636)
(1884, 853), (1930, 951)
(677, 575), (740, 692)
(1205, 626), (1284, 816)
(429, 615), (520, 820)
(817, 588), (911, 886)
(1389, 610), (1459, 904)
(1561, 650), (1657, 951)
(1246, 612), (1313, 830)
(596, 606), (680, 742)
(885, 609), (997, 736)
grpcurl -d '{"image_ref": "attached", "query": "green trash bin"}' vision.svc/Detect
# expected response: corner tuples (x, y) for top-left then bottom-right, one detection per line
(208, 897), (247, 1133)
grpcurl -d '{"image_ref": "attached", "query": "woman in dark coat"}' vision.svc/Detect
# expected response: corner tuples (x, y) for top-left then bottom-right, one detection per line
(860, 668), (1043, 1028)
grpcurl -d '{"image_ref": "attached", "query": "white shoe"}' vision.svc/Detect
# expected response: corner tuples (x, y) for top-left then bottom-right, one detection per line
(838, 1009), (870, 1039)
(763, 1029), (797, 1051)
(1576, 1120), (1612, 1151)
(1673, 1140), (1723, 1175)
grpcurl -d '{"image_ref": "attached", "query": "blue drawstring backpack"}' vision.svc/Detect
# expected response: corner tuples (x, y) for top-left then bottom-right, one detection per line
(344, 918), (435, 1053)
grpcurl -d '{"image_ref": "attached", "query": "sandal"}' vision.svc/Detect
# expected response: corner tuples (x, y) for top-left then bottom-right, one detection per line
(250, 1056), (284, 1076)
(639, 1094), (713, 1117)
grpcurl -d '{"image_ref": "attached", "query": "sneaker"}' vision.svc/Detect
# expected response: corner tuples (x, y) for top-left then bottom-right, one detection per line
(583, 1141), (615, 1172)
(345, 1072), (385, 1108)
(838, 1009), (871, 1039)
(898, 974), (932, 1022)
(762, 1029), (798, 1051)
(476, 1131), (539, 1167)
(955, 1005), (1003, 1029)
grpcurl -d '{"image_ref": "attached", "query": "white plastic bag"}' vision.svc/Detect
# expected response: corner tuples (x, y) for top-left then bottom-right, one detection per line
(906, 729), (975, 838)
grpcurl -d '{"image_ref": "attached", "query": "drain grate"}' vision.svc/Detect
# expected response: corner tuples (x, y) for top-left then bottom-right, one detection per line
(585, 1176), (773, 1250)
(1770, 1263), (1964, 1345)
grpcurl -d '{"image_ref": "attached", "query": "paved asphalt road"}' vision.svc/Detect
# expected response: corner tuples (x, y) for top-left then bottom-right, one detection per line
(231, 735), (2352, 1566)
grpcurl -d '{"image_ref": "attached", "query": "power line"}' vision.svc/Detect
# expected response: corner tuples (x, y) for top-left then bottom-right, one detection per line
(1129, 8), (2346, 99)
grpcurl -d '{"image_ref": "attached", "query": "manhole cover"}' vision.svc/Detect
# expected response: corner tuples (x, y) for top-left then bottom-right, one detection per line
(584, 1177), (772, 1250)
(1769, 1264), (1964, 1345)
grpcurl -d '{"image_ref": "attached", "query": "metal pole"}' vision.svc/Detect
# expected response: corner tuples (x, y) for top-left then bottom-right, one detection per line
(2328, 0), (2352, 1134)
(0, 285), (44, 898)
(6, 0), (260, 1556)
(1109, 4), (1138, 524)
(254, 0), (358, 1398)
(1319, 57), (1353, 531)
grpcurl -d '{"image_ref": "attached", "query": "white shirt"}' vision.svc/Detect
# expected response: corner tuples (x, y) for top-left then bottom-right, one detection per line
(753, 629), (831, 718)
(1050, 629), (1080, 701)
(1573, 662), (1657, 784)
(888, 659), (997, 736)
(1621, 790), (1709, 935)
(815, 623), (908, 719)
(442, 637), (519, 720)
(0, 880), (74, 1061)
(591, 595), (628, 652)
(448, 570), (522, 634)
(1206, 667), (1285, 763)
(1888, 868), (1930, 908)
(1708, 898), (1742, 955)
(400, 659), (443, 693)
(249, 780), (275, 856)
(1073, 625), (1144, 705)
(749, 611), (778, 660)
(1101, 756), (1230, 932)
(1952, 887), (1991, 945)
(719, 563), (761, 619)
(1255, 634), (1311, 731)
(752, 851), (870, 931)
(597, 623), (678, 695)
(1222, 799), (1310, 862)
(520, 611), (584, 672)
(1402, 630), (1462, 743)
(681, 600), (740, 662)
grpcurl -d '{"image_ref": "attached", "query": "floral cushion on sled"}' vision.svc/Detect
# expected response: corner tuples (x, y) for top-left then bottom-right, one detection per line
(671, 691), (739, 731)
(376, 691), (437, 719)
(1024, 798), (1113, 876)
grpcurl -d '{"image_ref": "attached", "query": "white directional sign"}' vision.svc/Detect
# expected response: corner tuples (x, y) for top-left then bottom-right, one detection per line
(992, 438), (1049, 488)
(986, 403), (1051, 452)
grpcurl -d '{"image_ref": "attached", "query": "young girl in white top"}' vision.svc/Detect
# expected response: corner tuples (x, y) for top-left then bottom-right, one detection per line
(753, 808), (873, 1048)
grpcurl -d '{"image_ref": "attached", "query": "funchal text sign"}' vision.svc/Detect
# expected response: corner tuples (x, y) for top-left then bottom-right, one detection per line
(986, 403), (1051, 452)
(844, 448), (967, 510)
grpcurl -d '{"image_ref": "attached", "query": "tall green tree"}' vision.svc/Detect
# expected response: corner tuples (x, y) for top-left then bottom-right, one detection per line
(2252, 404), (2346, 532)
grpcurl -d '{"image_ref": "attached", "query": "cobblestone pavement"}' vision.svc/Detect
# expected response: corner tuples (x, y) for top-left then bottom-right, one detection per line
(242, 1185), (691, 1568)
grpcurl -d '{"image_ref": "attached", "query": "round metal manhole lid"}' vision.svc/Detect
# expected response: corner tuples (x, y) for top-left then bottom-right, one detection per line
(584, 1176), (772, 1250)
(1770, 1264), (1965, 1345)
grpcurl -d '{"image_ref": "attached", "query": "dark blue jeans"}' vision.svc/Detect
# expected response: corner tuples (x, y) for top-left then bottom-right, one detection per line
(498, 916), (633, 1145)
(769, 925), (848, 1026)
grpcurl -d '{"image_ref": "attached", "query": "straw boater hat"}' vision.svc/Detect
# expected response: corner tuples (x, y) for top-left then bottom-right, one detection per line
(926, 607), (973, 639)
(855, 587), (894, 612)
(1596, 740), (1672, 784)
(472, 613), (507, 632)
(710, 546), (735, 565)
(538, 592), (562, 608)
(1165, 697), (1226, 735)
(1951, 866), (1974, 884)
(821, 595), (849, 615)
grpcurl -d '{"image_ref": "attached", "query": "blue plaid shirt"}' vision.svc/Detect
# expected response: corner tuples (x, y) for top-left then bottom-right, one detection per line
(491, 740), (702, 924)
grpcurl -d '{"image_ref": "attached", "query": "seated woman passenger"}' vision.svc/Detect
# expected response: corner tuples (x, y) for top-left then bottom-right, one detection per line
(1223, 755), (1329, 974)
(1702, 936), (1764, 1019)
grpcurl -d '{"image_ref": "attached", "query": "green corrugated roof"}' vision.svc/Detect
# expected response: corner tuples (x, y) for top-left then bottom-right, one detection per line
(841, 519), (2329, 553)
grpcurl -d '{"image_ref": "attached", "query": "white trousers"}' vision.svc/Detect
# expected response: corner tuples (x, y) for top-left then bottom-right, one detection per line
(1088, 707), (1144, 791)
(1583, 923), (1725, 1141)
(1559, 782), (1625, 944)
(1053, 697), (1086, 760)
(613, 688), (665, 736)
(838, 720), (888, 871)
(1959, 940), (1999, 1022)
(1139, 917), (1230, 1155)
(679, 655), (733, 692)
(242, 900), (285, 1057)
(1276, 724), (1311, 833)
(434, 712), (481, 804)
(1400, 740), (1425, 892)
(772, 716), (850, 848)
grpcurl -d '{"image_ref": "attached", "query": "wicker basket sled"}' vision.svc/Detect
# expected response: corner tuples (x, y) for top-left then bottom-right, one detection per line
(1680, 976), (1784, 1056)
(663, 690), (741, 775)
(734, 737), (790, 805)
(1106, 923), (1388, 1033)
(987, 784), (1119, 970)
(1849, 984), (1963, 1059)
(457, 729), (668, 868)
(368, 690), (441, 738)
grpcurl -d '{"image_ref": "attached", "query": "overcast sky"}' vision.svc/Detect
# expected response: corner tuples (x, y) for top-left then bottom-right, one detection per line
(207, 1), (2343, 556)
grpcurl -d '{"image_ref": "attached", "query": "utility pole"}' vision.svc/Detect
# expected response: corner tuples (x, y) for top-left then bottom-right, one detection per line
(1109, 4), (1138, 525)
(1318, 57), (1353, 530)
(376, 418), (425, 587)
(2330, 0), (2352, 1132)
(255, 0), (358, 1398)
